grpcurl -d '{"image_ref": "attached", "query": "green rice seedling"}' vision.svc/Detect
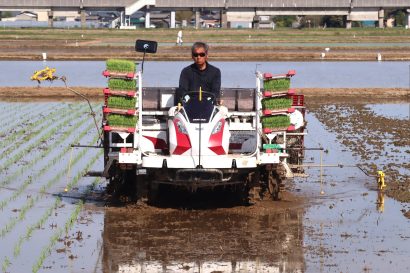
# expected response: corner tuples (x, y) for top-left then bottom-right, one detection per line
(0, 103), (88, 173)
(261, 115), (291, 129)
(262, 98), (292, 110)
(32, 228), (63, 273)
(108, 79), (137, 90)
(32, 200), (84, 273)
(65, 150), (102, 192)
(14, 236), (24, 257)
(65, 201), (84, 233)
(107, 96), (136, 109)
(2, 256), (10, 272)
(263, 78), (290, 91)
(106, 59), (136, 73)
(0, 133), (100, 239)
(0, 103), (61, 136)
(0, 112), (94, 197)
(107, 114), (137, 127)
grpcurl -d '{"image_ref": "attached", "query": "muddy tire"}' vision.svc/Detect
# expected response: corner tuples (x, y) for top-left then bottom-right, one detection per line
(107, 167), (137, 201)
(267, 172), (282, 201)
(247, 186), (262, 205)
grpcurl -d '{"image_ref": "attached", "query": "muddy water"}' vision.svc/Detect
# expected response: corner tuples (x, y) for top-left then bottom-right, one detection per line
(102, 204), (305, 273)
(301, 110), (410, 273)
(54, 101), (408, 273)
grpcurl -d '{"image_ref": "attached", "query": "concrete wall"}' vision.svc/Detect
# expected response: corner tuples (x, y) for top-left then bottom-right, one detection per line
(348, 9), (379, 21)
(354, 0), (409, 8)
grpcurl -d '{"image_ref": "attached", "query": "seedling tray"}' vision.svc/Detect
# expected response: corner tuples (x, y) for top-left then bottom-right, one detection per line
(263, 125), (295, 134)
(103, 70), (135, 79)
(263, 89), (295, 97)
(103, 107), (137, 116)
(103, 126), (136, 133)
(262, 108), (295, 116)
(103, 88), (136, 97)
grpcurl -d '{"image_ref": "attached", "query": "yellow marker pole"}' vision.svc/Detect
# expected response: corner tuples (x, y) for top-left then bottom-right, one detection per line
(199, 86), (202, 101)
(377, 170), (386, 190)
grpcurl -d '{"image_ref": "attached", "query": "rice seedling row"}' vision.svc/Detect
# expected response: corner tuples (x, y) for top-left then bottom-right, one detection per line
(31, 201), (84, 273)
(0, 103), (83, 155)
(0, 102), (55, 128)
(0, 102), (101, 272)
(0, 103), (37, 123)
(0, 133), (100, 239)
(0, 143), (99, 271)
(0, 103), (90, 173)
(0, 115), (95, 191)
(0, 105), (86, 169)
(0, 103), (85, 158)
(1, 256), (10, 273)
(0, 102), (76, 140)
(0, 121), (95, 211)
(65, 149), (103, 192)
(12, 197), (62, 258)
(0, 102), (19, 115)
(0, 103), (56, 135)
(0, 119), (99, 207)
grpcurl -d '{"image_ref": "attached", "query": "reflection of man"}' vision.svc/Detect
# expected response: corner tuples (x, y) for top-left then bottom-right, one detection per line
(177, 42), (221, 104)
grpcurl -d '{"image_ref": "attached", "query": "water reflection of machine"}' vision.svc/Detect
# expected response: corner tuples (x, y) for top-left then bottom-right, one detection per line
(102, 207), (305, 273)
(377, 191), (385, 213)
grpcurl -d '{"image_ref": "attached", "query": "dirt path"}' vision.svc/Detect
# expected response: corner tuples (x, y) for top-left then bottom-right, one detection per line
(0, 87), (408, 99)
(2, 28), (410, 61)
(1, 44), (409, 61)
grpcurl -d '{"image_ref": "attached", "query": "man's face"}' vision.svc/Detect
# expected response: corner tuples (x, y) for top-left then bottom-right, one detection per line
(192, 47), (208, 67)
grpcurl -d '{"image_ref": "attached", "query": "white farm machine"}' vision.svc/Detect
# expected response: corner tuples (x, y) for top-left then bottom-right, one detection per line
(102, 40), (306, 203)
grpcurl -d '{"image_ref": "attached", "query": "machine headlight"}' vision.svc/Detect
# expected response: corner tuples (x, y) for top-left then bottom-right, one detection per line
(176, 120), (188, 134)
(211, 120), (223, 135)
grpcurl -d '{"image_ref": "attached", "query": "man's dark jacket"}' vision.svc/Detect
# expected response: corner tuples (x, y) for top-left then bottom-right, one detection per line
(177, 62), (221, 103)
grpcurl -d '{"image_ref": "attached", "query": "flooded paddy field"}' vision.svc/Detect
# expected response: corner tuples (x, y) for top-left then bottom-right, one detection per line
(0, 95), (408, 273)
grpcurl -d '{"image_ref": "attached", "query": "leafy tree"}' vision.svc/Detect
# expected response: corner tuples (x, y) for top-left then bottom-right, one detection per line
(394, 10), (406, 26)
(1, 11), (13, 18)
(176, 11), (193, 22)
(273, 16), (296, 27)
(321, 16), (344, 28)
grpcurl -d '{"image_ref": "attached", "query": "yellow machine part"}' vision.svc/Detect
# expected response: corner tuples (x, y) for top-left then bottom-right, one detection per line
(31, 67), (58, 82)
(377, 170), (386, 190)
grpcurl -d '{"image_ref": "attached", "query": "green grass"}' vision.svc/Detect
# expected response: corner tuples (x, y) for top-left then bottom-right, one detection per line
(107, 114), (137, 127)
(106, 59), (136, 73)
(263, 78), (290, 91)
(262, 97), (292, 110)
(108, 79), (137, 90)
(107, 96), (136, 109)
(261, 115), (291, 129)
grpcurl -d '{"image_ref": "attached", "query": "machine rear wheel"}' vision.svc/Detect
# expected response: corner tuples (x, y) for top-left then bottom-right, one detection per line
(107, 166), (137, 201)
(267, 171), (282, 201)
